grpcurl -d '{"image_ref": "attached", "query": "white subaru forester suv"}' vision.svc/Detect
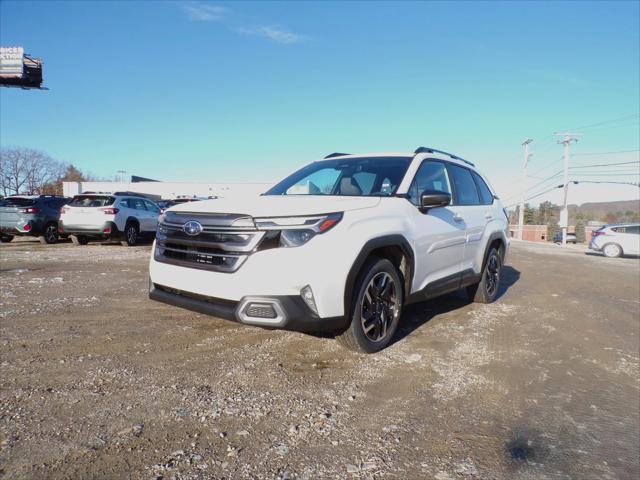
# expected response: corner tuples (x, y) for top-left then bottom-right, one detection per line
(149, 147), (509, 353)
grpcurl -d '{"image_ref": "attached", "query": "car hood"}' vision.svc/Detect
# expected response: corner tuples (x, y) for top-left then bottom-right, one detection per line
(168, 195), (381, 218)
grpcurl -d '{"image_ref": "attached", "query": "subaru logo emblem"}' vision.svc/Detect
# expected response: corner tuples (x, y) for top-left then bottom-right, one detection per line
(183, 220), (203, 236)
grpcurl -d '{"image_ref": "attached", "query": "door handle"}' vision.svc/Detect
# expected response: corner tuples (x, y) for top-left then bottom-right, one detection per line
(484, 212), (493, 220)
(453, 213), (464, 222)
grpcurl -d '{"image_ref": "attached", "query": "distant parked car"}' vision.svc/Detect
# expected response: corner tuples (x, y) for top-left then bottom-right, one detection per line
(589, 224), (640, 257)
(59, 193), (161, 246)
(0, 195), (70, 244)
(553, 232), (577, 244)
(157, 197), (205, 213)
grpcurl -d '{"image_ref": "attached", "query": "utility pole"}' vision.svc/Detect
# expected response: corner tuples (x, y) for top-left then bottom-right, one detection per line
(554, 132), (581, 246)
(518, 139), (533, 240)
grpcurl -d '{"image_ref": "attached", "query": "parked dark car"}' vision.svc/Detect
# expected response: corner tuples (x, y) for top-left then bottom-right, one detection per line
(553, 232), (578, 244)
(0, 195), (71, 244)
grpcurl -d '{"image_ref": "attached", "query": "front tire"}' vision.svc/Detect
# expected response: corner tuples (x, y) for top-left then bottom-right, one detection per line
(0, 234), (14, 243)
(467, 247), (502, 304)
(39, 223), (59, 244)
(602, 243), (622, 258)
(336, 257), (403, 353)
(122, 222), (139, 246)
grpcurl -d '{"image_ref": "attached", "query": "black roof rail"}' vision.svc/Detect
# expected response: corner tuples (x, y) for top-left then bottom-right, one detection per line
(324, 152), (351, 159)
(414, 146), (475, 167)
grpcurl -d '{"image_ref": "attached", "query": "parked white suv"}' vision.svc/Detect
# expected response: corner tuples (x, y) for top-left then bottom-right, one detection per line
(60, 193), (160, 246)
(589, 223), (640, 257)
(149, 148), (509, 352)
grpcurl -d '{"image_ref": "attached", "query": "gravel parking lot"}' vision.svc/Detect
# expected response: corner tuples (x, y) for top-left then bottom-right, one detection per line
(0, 239), (638, 479)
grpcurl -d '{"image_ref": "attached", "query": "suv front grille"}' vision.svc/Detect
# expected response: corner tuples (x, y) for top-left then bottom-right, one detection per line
(154, 212), (263, 273)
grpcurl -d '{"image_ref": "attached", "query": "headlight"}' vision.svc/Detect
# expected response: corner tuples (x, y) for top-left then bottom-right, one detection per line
(280, 229), (316, 247)
(255, 212), (343, 248)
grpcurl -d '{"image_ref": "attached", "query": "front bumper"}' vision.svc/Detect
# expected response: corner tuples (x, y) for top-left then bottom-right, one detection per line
(149, 282), (347, 333)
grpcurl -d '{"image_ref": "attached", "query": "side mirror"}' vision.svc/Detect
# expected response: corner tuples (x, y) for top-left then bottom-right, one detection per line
(420, 190), (451, 212)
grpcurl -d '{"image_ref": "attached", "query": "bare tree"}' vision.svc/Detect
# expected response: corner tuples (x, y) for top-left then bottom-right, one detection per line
(0, 147), (66, 196)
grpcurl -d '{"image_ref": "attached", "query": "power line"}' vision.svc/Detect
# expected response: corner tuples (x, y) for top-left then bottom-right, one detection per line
(567, 172), (640, 177)
(569, 160), (640, 168)
(504, 184), (563, 208)
(576, 121), (639, 134)
(570, 180), (640, 187)
(572, 149), (640, 156)
(502, 169), (562, 202)
(526, 157), (563, 178)
(569, 114), (639, 131)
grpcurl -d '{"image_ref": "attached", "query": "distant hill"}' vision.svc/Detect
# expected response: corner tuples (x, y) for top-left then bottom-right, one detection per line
(568, 199), (639, 223)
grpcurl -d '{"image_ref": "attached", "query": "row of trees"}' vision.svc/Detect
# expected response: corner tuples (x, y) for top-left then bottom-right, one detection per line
(0, 147), (96, 197)
(510, 201), (640, 242)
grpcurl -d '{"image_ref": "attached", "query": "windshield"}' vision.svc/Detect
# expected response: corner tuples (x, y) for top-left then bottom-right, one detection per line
(0, 197), (37, 207)
(69, 195), (115, 207)
(264, 157), (412, 196)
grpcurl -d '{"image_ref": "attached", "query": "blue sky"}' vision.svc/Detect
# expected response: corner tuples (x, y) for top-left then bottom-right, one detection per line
(1, 0), (639, 205)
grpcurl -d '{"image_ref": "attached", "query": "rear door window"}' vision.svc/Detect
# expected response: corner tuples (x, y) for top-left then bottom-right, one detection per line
(471, 171), (494, 205)
(131, 198), (147, 210)
(447, 164), (481, 206)
(144, 200), (160, 213)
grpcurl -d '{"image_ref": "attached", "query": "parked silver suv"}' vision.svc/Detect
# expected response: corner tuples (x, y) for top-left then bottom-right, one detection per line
(589, 224), (640, 257)
(0, 195), (70, 244)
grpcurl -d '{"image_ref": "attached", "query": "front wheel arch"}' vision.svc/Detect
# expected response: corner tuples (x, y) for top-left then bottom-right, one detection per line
(343, 235), (415, 317)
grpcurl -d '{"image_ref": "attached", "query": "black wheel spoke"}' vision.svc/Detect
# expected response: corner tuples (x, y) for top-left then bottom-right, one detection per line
(360, 272), (398, 343)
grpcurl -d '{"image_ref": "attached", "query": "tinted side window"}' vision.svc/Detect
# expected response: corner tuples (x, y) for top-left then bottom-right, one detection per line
(448, 164), (480, 206)
(144, 200), (160, 213)
(131, 198), (147, 211)
(624, 226), (639, 234)
(118, 199), (130, 209)
(408, 160), (451, 206)
(472, 172), (494, 205)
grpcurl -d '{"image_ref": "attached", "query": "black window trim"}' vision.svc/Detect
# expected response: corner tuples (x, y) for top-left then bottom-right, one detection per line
(400, 158), (494, 208)
(470, 170), (495, 206)
(404, 157), (452, 207)
(445, 162), (483, 206)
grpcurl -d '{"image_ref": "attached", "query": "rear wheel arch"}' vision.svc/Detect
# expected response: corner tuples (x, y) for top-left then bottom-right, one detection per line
(344, 235), (415, 316)
(125, 217), (140, 228)
(482, 232), (507, 270)
(602, 242), (623, 257)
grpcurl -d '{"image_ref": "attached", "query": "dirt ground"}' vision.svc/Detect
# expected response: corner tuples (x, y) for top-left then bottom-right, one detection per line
(0, 238), (638, 480)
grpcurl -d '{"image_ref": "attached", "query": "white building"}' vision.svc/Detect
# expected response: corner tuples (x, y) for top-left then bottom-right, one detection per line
(63, 180), (274, 200)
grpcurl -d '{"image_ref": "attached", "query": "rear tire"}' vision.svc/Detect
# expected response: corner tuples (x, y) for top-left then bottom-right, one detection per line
(39, 223), (59, 244)
(602, 243), (622, 258)
(122, 222), (139, 246)
(71, 235), (89, 245)
(467, 247), (502, 304)
(1, 234), (14, 243)
(336, 257), (403, 354)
